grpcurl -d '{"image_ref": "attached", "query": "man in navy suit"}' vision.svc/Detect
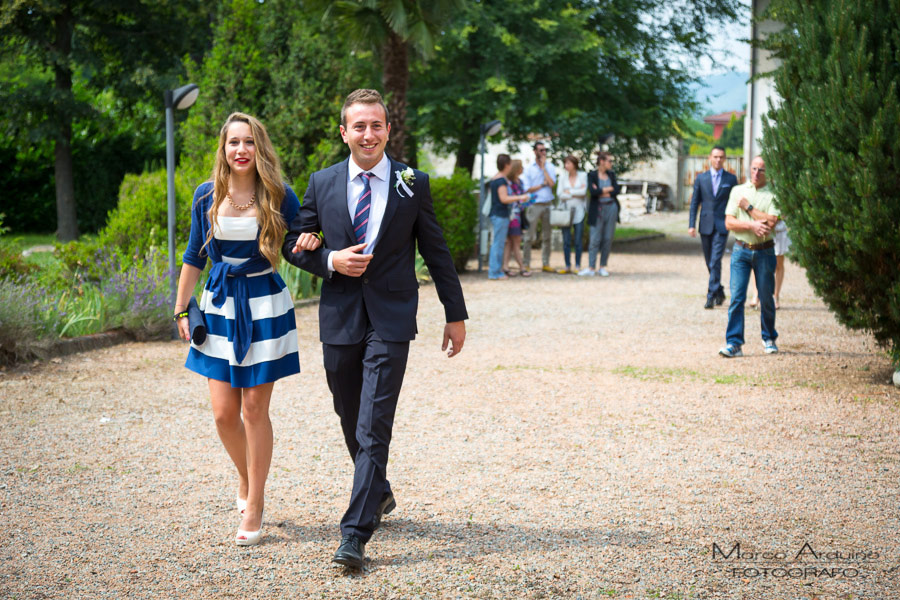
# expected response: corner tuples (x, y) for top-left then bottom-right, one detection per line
(283, 89), (468, 568)
(688, 146), (738, 309)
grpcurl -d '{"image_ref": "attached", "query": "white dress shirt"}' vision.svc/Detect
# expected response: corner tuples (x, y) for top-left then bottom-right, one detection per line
(523, 161), (557, 204)
(327, 153), (391, 272)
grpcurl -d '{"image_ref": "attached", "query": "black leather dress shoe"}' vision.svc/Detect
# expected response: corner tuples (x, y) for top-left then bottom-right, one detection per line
(332, 534), (365, 569)
(715, 289), (726, 305)
(372, 492), (396, 531)
(704, 298), (715, 309)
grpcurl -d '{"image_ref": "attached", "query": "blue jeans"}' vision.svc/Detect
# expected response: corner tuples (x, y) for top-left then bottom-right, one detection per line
(488, 215), (509, 279)
(725, 244), (777, 347)
(561, 218), (585, 269)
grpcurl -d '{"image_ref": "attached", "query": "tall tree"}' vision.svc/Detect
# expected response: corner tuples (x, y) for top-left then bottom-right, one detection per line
(317, 0), (462, 164)
(0, 0), (212, 240)
(179, 0), (377, 186)
(761, 0), (900, 368)
(409, 0), (743, 173)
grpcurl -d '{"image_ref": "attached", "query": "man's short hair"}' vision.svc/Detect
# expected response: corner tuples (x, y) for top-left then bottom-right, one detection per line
(341, 89), (390, 127)
(533, 142), (545, 150)
(712, 145), (726, 154)
(496, 154), (511, 171)
(596, 151), (612, 163)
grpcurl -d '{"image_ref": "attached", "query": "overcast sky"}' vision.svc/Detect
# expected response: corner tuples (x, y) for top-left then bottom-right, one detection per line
(697, 7), (752, 75)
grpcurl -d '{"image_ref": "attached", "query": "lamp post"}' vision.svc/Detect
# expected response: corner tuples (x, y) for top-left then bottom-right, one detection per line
(477, 119), (502, 272)
(164, 83), (199, 337)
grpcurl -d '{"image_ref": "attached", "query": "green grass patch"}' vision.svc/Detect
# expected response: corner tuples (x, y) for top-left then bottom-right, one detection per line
(492, 364), (592, 373)
(614, 365), (761, 386)
(614, 227), (662, 240)
(5, 232), (58, 249)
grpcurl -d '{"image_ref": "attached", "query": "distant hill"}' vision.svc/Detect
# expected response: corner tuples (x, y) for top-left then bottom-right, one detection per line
(694, 71), (749, 115)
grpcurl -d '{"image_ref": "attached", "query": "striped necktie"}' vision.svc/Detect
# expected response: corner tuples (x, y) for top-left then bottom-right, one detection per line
(353, 172), (373, 244)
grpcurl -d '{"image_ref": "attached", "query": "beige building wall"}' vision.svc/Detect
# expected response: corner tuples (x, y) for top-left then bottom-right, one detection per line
(743, 0), (783, 171)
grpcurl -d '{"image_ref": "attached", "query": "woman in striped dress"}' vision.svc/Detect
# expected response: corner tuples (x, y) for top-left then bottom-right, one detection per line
(173, 113), (320, 546)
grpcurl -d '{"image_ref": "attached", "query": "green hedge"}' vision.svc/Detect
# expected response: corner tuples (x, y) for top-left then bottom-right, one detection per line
(57, 166), (204, 279)
(430, 169), (478, 273)
(762, 0), (900, 367)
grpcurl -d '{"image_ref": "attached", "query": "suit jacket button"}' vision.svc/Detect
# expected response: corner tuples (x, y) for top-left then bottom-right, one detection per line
(363, 278), (369, 284)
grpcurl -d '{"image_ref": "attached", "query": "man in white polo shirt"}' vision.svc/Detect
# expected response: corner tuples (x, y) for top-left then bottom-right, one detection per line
(719, 156), (780, 358)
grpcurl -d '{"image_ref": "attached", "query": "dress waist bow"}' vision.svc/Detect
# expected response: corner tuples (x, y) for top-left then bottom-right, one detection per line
(207, 255), (272, 365)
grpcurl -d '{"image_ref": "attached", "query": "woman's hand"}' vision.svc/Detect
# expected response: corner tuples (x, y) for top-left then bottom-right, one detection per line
(293, 232), (323, 254)
(176, 315), (190, 341)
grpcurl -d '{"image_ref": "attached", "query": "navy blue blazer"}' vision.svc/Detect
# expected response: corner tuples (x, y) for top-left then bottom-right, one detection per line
(282, 156), (468, 345)
(688, 169), (738, 235)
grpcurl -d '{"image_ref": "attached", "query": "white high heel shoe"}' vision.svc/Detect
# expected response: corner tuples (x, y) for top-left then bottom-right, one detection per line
(235, 510), (264, 546)
(236, 497), (247, 515)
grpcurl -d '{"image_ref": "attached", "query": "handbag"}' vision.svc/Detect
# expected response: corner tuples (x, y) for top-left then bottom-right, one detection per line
(549, 203), (574, 228)
(187, 296), (207, 345)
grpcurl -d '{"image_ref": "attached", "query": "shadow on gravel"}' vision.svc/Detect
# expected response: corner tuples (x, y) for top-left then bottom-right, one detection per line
(615, 237), (698, 256)
(272, 519), (334, 543)
(363, 518), (659, 569)
(771, 305), (830, 312)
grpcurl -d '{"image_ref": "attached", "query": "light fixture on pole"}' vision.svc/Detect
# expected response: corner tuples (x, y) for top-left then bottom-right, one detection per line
(165, 83), (199, 337)
(477, 119), (502, 272)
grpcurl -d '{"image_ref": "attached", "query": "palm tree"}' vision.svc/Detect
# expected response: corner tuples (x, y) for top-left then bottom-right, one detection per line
(320, 0), (462, 164)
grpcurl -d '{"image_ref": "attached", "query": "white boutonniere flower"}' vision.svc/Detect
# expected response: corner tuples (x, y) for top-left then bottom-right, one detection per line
(394, 167), (415, 197)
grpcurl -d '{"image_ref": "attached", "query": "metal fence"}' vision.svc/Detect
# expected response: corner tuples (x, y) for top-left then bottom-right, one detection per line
(678, 155), (745, 209)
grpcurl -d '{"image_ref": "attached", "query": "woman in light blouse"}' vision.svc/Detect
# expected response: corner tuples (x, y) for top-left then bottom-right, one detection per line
(555, 155), (588, 274)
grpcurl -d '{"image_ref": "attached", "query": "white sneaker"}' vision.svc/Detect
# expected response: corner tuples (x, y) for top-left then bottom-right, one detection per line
(577, 268), (594, 276)
(718, 344), (743, 358)
(597, 267), (610, 277)
(763, 339), (779, 354)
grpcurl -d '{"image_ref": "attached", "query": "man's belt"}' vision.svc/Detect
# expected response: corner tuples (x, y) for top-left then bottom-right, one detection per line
(734, 239), (775, 251)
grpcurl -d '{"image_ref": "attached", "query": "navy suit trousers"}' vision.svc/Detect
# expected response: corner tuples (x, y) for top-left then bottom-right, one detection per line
(323, 322), (409, 542)
(701, 231), (729, 301)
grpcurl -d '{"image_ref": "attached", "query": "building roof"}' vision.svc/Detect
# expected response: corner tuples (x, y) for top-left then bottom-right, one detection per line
(703, 110), (745, 125)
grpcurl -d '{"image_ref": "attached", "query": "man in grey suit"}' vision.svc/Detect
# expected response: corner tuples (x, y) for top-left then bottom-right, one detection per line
(688, 146), (738, 309)
(283, 89), (468, 568)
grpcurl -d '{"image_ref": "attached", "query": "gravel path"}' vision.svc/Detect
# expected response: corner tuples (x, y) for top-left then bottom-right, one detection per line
(3, 222), (899, 599)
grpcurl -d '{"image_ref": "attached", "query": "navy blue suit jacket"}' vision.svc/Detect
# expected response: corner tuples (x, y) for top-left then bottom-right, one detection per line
(688, 169), (738, 235)
(282, 156), (468, 345)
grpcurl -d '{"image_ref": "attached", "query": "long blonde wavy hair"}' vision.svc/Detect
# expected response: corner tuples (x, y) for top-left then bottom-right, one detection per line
(201, 112), (286, 268)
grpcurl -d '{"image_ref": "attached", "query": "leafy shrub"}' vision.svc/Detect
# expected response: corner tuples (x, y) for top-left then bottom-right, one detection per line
(762, 0), (900, 367)
(57, 165), (204, 278)
(278, 260), (319, 300)
(0, 277), (58, 364)
(0, 241), (36, 280)
(96, 248), (171, 340)
(0, 213), (37, 280)
(430, 169), (478, 272)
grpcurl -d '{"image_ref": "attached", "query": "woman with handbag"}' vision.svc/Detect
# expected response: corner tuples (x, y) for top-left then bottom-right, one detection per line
(555, 155), (588, 274)
(584, 151), (619, 277)
(173, 113), (320, 546)
(488, 154), (532, 280)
